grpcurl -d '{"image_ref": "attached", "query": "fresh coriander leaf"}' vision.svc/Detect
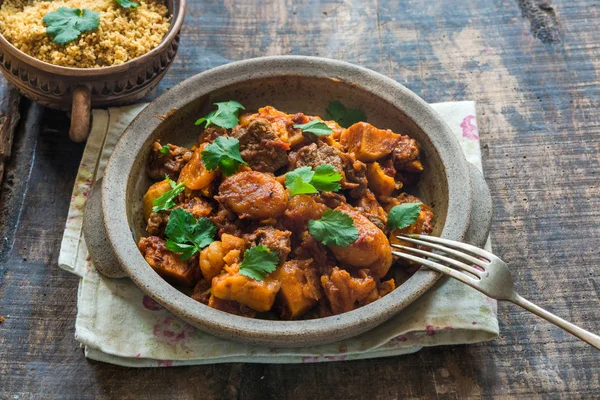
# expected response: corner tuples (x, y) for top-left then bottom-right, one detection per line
(287, 176), (318, 195)
(165, 241), (197, 260)
(152, 175), (186, 213)
(164, 206), (194, 242)
(308, 209), (359, 247)
(115, 0), (139, 8)
(201, 136), (247, 176)
(310, 164), (343, 192)
(387, 202), (422, 230)
(195, 101), (245, 129)
(293, 119), (333, 136)
(285, 164), (342, 196)
(189, 217), (218, 249)
(164, 208), (216, 260)
(159, 144), (170, 157)
(239, 245), (279, 281)
(43, 7), (100, 45)
(285, 166), (314, 188)
(325, 101), (366, 128)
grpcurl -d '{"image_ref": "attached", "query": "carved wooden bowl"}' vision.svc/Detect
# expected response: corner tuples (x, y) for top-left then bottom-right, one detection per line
(0, 0), (185, 142)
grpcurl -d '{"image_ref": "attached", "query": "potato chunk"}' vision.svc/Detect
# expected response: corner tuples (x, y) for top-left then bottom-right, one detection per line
(199, 241), (225, 281)
(329, 204), (393, 278)
(217, 171), (288, 219)
(340, 122), (402, 162)
(366, 162), (396, 198)
(138, 236), (199, 287)
(211, 265), (281, 312)
(273, 260), (321, 319)
(178, 143), (217, 190)
(142, 179), (172, 221)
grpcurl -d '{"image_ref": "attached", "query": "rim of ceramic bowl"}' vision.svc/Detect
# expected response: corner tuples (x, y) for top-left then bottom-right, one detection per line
(101, 56), (473, 345)
(0, 0), (186, 76)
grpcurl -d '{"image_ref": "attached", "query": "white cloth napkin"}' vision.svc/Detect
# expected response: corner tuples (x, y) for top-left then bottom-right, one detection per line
(58, 101), (498, 367)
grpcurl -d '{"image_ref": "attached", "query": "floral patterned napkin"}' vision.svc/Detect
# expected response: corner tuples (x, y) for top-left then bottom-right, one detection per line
(58, 101), (498, 367)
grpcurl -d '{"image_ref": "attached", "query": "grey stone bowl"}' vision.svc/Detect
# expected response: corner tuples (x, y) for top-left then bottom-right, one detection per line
(84, 56), (492, 347)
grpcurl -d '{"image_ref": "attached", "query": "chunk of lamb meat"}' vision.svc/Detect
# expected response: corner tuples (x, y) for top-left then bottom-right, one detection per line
(288, 142), (344, 172)
(355, 190), (388, 232)
(248, 227), (292, 262)
(147, 141), (193, 181)
(339, 151), (368, 199)
(138, 236), (200, 286)
(146, 196), (213, 236)
(393, 136), (424, 172)
(320, 268), (377, 314)
(288, 142), (367, 199)
(232, 118), (289, 173)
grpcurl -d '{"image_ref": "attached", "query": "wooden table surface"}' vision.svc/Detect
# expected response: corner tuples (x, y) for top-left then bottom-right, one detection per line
(1, 0), (599, 398)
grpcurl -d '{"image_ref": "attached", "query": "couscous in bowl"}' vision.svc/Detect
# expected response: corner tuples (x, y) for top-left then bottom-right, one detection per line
(0, 0), (185, 141)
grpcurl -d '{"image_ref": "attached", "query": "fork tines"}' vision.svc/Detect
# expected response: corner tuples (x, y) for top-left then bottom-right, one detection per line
(391, 233), (494, 283)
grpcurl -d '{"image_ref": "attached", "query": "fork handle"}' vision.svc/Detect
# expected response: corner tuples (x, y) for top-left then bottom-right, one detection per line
(511, 294), (600, 350)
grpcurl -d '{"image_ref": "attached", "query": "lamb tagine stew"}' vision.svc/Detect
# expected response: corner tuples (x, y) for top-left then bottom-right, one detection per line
(138, 101), (434, 320)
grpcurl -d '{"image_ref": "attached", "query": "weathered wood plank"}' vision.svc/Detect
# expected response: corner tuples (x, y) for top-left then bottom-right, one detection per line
(1, 0), (600, 398)
(0, 76), (20, 188)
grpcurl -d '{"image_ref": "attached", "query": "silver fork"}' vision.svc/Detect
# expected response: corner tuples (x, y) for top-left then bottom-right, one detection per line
(392, 234), (600, 350)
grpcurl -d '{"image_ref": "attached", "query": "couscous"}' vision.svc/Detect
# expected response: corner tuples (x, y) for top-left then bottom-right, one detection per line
(0, 0), (170, 68)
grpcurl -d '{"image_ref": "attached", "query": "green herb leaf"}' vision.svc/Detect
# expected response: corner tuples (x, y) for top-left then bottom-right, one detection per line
(201, 136), (247, 176)
(285, 164), (342, 196)
(164, 208), (216, 260)
(308, 209), (359, 247)
(310, 164), (342, 192)
(152, 175), (186, 213)
(159, 144), (170, 157)
(287, 176), (318, 195)
(293, 119), (333, 136)
(195, 101), (245, 129)
(115, 0), (139, 8)
(325, 101), (366, 128)
(239, 245), (279, 281)
(387, 202), (422, 230)
(43, 7), (100, 45)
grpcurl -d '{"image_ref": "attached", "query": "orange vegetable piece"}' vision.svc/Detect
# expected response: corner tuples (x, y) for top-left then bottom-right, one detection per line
(211, 265), (281, 312)
(366, 162), (396, 197)
(341, 122), (402, 162)
(177, 143), (217, 190)
(142, 179), (172, 221)
(272, 260), (321, 319)
(199, 241), (225, 281)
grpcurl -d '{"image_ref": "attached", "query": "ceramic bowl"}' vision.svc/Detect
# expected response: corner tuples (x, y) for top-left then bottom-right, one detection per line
(0, 0), (186, 142)
(85, 56), (492, 347)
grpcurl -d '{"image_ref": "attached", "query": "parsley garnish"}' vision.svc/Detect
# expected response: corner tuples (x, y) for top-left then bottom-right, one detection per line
(293, 119), (333, 136)
(195, 101), (245, 129)
(285, 164), (342, 195)
(239, 245), (279, 281)
(115, 0), (139, 8)
(164, 208), (216, 260)
(159, 144), (170, 157)
(152, 175), (185, 213)
(387, 203), (422, 230)
(308, 210), (359, 247)
(43, 7), (100, 45)
(201, 136), (247, 176)
(325, 101), (366, 128)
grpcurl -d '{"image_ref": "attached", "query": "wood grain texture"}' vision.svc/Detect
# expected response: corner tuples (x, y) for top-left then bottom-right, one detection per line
(0, 76), (20, 187)
(1, 0), (600, 398)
